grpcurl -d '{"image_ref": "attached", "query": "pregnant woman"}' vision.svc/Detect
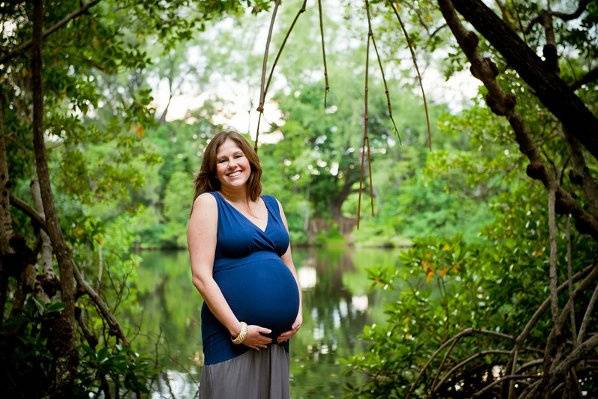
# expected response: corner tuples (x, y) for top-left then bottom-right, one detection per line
(187, 130), (302, 398)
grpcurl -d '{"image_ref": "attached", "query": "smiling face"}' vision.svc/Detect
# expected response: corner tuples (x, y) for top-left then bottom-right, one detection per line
(193, 131), (263, 203)
(215, 138), (252, 190)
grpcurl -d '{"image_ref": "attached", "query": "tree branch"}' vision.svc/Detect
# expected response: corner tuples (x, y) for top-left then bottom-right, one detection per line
(548, 333), (598, 388)
(73, 264), (129, 345)
(406, 327), (516, 398)
(357, 18), (372, 229)
(526, 0), (591, 33)
(0, 0), (103, 65)
(366, 1), (400, 141)
(437, 0), (598, 239)
(505, 263), (594, 397)
(565, 131), (598, 216)
(31, 0), (78, 391)
(429, 337), (458, 393)
(254, 0), (280, 152)
(577, 282), (598, 344)
(450, 0), (598, 160)
(433, 349), (511, 393)
(388, 0), (430, 148)
(548, 188), (559, 325)
(264, 0), (307, 96)
(473, 374), (542, 398)
(570, 65), (598, 91)
(540, 265), (598, 391)
(0, 89), (13, 255)
(566, 217), (578, 345)
(9, 194), (47, 231)
(316, 0), (330, 108)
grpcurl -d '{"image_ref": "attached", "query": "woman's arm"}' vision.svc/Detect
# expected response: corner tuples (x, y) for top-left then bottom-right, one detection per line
(188, 193), (271, 349)
(275, 198), (303, 343)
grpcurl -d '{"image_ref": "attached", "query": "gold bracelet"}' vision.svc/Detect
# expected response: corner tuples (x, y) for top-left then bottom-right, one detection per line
(231, 322), (248, 344)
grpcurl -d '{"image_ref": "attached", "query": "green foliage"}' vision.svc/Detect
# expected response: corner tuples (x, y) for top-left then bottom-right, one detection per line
(0, 299), (63, 398)
(344, 169), (598, 398)
(130, 119), (215, 248)
(78, 344), (153, 397)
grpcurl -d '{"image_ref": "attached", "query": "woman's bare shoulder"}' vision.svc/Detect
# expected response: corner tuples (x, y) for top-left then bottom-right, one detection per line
(191, 192), (218, 218)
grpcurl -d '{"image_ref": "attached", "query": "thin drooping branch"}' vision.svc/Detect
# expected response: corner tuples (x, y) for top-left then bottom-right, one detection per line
(511, 3), (529, 45)
(73, 265), (129, 345)
(547, 188), (559, 324)
(564, 131), (598, 215)
(387, 0), (431, 148)
(357, 27), (371, 229)
(525, 0), (591, 33)
(254, 0), (281, 152)
(450, 0), (598, 160)
(548, 0), (591, 20)
(365, 0), (400, 140)
(539, 265), (598, 393)
(75, 307), (98, 349)
(0, 0), (103, 65)
(428, 23), (448, 42)
(316, 0), (330, 107)
(366, 114), (374, 217)
(0, 89), (12, 254)
(577, 282), (598, 344)
(31, 0), (78, 390)
(263, 0), (307, 95)
(0, 88), (13, 326)
(570, 65), (598, 91)
(566, 217), (578, 344)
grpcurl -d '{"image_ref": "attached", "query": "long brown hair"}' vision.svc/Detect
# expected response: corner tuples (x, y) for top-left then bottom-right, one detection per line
(191, 130), (262, 210)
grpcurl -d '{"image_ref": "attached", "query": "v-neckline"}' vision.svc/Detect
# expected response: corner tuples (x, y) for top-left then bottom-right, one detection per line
(216, 191), (269, 233)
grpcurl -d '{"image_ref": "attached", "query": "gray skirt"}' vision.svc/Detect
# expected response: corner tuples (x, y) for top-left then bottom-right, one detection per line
(199, 343), (290, 399)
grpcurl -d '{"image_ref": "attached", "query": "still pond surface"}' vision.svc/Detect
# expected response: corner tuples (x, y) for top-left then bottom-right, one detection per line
(130, 246), (402, 398)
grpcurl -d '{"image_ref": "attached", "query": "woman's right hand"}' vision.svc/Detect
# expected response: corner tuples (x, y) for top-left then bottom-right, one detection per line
(242, 325), (272, 350)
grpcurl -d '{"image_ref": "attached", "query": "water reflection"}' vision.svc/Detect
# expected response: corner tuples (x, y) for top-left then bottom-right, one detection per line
(131, 246), (401, 398)
(297, 266), (317, 289)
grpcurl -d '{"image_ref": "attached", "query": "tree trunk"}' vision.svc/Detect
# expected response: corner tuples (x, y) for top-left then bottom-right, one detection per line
(0, 89), (13, 324)
(330, 168), (360, 219)
(31, 178), (53, 274)
(451, 0), (598, 160)
(31, 0), (78, 394)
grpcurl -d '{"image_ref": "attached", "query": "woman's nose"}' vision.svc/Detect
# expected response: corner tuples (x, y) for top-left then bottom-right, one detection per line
(226, 159), (237, 168)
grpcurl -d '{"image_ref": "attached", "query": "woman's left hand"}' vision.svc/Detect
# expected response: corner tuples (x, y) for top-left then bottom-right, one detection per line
(277, 312), (303, 344)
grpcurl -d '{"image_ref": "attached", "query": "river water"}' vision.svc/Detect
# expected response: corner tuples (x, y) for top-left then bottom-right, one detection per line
(130, 246), (401, 398)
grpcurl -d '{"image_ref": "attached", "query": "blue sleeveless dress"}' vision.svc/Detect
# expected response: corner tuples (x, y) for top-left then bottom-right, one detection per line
(200, 191), (300, 366)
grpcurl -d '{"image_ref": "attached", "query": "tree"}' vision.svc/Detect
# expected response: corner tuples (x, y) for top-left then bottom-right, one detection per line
(0, 0), (240, 395)
(248, 0), (597, 396)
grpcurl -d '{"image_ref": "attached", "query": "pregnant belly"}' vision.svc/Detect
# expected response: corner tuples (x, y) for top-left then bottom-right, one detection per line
(214, 255), (300, 336)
